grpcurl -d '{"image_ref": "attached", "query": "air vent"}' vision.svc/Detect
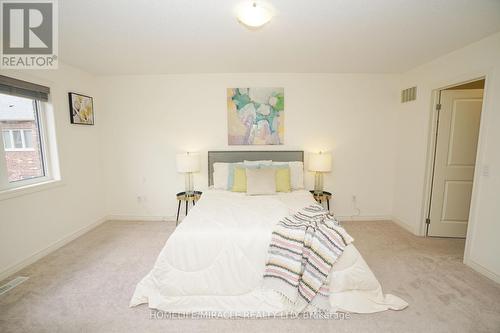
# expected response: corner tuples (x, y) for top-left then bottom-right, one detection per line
(401, 86), (417, 103)
(0, 276), (29, 296)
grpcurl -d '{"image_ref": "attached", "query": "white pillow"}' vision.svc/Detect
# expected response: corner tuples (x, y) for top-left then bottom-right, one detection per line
(289, 161), (305, 190)
(271, 161), (304, 190)
(243, 160), (272, 167)
(213, 163), (229, 189)
(246, 168), (276, 195)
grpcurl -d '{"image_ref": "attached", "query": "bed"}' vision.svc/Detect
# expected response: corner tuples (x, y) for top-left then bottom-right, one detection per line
(130, 151), (407, 315)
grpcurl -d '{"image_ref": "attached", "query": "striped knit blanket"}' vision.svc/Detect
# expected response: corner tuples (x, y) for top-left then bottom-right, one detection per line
(262, 204), (352, 312)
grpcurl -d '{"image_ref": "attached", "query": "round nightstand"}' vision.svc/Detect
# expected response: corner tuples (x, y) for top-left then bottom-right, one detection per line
(176, 191), (202, 225)
(309, 190), (332, 211)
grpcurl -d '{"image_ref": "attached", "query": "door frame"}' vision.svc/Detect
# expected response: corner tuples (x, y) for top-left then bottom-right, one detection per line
(420, 76), (489, 241)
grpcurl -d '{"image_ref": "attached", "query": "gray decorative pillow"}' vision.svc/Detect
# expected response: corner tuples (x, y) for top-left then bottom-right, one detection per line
(246, 168), (276, 195)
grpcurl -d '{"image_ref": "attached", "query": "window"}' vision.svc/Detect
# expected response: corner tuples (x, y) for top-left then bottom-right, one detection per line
(0, 75), (54, 190)
(3, 129), (35, 150)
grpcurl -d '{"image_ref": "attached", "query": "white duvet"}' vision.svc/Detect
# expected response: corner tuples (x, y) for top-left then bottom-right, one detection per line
(130, 189), (407, 314)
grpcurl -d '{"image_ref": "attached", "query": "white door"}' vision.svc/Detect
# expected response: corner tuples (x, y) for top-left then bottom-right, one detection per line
(428, 89), (483, 237)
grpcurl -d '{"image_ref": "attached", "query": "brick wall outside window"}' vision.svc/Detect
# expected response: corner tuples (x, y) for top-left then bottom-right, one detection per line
(1, 120), (43, 182)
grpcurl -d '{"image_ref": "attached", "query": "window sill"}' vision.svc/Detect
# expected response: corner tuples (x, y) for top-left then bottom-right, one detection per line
(0, 179), (64, 201)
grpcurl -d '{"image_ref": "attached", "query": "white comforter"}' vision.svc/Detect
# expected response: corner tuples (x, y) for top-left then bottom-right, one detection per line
(130, 189), (407, 314)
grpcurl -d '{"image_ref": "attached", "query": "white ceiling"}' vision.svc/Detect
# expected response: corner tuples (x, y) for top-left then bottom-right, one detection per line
(59, 0), (500, 75)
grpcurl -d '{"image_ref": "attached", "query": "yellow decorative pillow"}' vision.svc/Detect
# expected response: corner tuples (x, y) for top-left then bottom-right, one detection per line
(232, 167), (247, 192)
(275, 168), (291, 192)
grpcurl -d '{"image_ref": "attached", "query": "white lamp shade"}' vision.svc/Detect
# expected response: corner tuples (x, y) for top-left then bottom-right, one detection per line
(176, 152), (200, 173)
(308, 152), (332, 172)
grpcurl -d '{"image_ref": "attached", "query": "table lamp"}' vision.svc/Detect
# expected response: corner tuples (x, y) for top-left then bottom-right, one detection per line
(308, 151), (332, 195)
(176, 152), (200, 196)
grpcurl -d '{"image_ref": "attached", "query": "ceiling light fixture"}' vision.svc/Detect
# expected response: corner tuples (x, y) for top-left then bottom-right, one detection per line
(236, 1), (273, 29)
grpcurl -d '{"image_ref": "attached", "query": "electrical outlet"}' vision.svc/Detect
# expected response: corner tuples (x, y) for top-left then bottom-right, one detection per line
(482, 165), (490, 177)
(351, 194), (361, 217)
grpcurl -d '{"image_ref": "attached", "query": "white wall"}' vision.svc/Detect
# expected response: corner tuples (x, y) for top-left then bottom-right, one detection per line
(0, 64), (105, 279)
(393, 32), (500, 281)
(97, 74), (400, 220)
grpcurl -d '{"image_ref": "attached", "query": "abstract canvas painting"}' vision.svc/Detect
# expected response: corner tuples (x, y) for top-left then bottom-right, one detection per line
(227, 87), (284, 145)
(68, 92), (94, 125)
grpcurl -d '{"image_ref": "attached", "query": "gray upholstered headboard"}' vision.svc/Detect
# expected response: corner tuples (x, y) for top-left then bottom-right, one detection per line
(208, 150), (304, 186)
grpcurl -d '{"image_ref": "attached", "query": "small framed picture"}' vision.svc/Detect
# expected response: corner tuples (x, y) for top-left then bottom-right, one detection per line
(68, 92), (94, 125)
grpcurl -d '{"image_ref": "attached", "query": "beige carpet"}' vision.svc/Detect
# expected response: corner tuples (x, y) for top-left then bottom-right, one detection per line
(0, 220), (499, 333)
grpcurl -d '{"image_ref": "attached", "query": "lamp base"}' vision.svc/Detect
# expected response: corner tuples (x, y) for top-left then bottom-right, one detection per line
(184, 172), (194, 196)
(314, 172), (324, 195)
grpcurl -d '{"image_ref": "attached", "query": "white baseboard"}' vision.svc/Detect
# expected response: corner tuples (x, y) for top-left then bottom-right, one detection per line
(0, 216), (107, 282)
(464, 258), (500, 284)
(336, 215), (392, 222)
(104, 215), (175, 222)
(391, 216), (420, 235)
(108, 215), (391, 223)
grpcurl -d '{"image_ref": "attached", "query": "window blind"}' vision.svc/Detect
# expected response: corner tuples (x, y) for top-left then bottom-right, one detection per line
(0, 75), (50, 102)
